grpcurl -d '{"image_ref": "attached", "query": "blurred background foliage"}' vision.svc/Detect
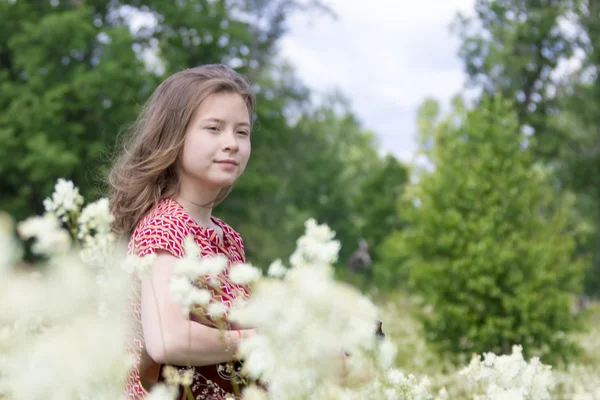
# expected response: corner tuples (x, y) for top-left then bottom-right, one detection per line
(2, 0), (600, 364)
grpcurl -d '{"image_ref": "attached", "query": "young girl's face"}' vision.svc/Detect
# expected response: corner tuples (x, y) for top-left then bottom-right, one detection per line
(179, 91), (251, 191)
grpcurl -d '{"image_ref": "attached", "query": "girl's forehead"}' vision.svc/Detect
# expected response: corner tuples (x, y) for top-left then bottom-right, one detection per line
(193, 92), (251, 121)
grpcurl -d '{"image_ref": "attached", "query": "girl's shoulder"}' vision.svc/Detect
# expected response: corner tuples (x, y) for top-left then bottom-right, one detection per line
(129, 199), (194, 257)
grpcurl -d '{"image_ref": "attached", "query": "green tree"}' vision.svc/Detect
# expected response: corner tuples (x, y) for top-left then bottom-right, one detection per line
(352, 155), (409, 290)
(452, 0), (575, 161)
(551, 0), (600, 295)
(276, 95), (382, 264)
(453, 0), (600, 296)
(354, 154), (409, 253)
(0, 1), (152, 219)
(386, 94), (584, 361)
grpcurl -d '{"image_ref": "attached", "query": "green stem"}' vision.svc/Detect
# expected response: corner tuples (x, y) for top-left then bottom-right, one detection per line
(185, 385), (195, 400)
(231, 360), (241, 396)
(66, 210), (80, 242)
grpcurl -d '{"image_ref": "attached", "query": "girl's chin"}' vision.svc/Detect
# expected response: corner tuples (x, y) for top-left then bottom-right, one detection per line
(203, 177), (238, 189)
(185, 171), (240, 191)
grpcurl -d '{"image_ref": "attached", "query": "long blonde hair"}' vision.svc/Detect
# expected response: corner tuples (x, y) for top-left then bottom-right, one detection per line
(108, 64), (255, 237)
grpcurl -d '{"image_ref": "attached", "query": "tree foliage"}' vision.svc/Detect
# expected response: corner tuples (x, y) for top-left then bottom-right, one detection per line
(0, 1), (153, 219)
(385, 94), (585, 361)
(453, 0), (600, 296)
(452, 0), (574, 160)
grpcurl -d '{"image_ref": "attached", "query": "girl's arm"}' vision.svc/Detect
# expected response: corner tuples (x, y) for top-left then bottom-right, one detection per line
(141, 252), (254, 366)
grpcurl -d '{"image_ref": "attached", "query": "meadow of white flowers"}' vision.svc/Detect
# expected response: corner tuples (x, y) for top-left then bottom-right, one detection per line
(0, 179), (598, 400)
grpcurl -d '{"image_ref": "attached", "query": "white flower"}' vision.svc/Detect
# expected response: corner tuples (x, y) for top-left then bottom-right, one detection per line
(175, 238), (227, 279)
(460, 345), (554, 400)
(229, 263), (262, 285)
(77, 198), (114, 239)
(174, 258), (200, 280)
(188, 288), (211, 306)
(238, 334), (272, 380)
(97, 301), (108, 318)
(182, 235), (201, 258)
(17, 213), (71, 255)
(289, 218), (341, 268)
(122, 253), (157, 278)
(162, 365), (193, 387)
(2, 314), (131, 399)
(146, 383), (177, 400)
(384, 388), (397, 399)
(228, 219), (383, 399)
(267, 259), (287, 278)
(175, 236), (206, 280)
(198, 255), (228, 277)
(169, 274), (213, 313)
(437, 387), (449, 400)
(207, 302), (228, 319)
(385, 370), (432, 400)
(304, 218), (336, 242)
(79, 232), (116, 269)
(42, 178), (84, 222)
(378, 338), (398, 370)
(169, 276), (195, 313)
(242, 385), (269, 400)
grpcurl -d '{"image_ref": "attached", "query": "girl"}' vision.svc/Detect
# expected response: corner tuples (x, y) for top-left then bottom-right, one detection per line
(109, 64), (256, 400)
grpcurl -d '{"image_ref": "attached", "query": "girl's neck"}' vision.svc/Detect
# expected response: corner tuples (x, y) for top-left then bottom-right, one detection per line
(173, 185), (220, 228)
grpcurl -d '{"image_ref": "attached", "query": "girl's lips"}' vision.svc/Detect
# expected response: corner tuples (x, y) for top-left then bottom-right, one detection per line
(215, 160), (238, 168)
(215, 160), (238, 165)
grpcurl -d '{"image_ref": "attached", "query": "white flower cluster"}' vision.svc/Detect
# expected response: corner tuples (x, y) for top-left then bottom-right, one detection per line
(289, 218), (341, 268)
(80, 231), (117, 269)
(19, 179), (120, 272)
(460, 345), (554, 400)
(78, 197), (114, 239)
(145, 383), (178, 399)
(0, 246), (132, 400)
(42, 178), (84, 222)
(554, 364), (600, 400)
(167, 235), (262, 317)
(266, 259), (287, 278)
(122, 252), (157, 277)
(360, 369), (433, 400)
(2, 316), (132, 399)
(75, 191), (117, 270)
(167, 236), (226, 315)
(229, 262), (262, 285)
(230, 219), (384, 399)
(17, 212), (71, 256)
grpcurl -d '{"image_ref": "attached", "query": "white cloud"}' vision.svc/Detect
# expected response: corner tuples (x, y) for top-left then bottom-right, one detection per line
(278, 0), (475, 163)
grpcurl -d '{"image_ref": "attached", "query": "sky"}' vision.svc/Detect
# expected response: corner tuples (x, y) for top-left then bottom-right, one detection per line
(277, 0), (476, 163)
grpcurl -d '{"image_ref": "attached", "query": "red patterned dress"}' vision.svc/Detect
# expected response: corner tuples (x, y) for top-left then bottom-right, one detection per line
(124, 199), (251, 400)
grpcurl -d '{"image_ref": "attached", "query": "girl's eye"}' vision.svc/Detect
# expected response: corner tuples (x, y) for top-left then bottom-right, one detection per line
(207, 126), (219, 131)
(238, 131), (250, 136)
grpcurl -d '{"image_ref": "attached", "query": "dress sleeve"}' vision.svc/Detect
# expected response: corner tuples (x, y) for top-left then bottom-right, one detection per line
(130, 215), (187, 258)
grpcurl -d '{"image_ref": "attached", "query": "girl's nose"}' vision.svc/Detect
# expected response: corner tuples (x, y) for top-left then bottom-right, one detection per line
(223, 130), (239, 152)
